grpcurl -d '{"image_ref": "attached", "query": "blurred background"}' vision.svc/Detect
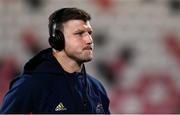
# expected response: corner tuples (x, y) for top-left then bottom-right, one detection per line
(0, 0), (180, 113)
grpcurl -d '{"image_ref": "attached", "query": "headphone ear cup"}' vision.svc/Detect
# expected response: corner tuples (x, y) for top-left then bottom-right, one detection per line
(48, 30), (65, 51)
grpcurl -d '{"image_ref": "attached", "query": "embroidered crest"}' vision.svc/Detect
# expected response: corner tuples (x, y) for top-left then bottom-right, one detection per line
(96, 103), (104, 113)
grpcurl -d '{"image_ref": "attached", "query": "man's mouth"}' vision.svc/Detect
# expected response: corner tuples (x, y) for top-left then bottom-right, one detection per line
(83, 46), (93, 50)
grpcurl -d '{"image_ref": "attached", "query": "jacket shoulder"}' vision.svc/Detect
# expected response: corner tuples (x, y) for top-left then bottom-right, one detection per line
(9, 74), (31, 89)
(86, 74), (107, 95)
(0, 74), (34, 113)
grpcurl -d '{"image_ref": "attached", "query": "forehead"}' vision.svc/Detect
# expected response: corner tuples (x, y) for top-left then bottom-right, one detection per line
(63, 20), (92, 31)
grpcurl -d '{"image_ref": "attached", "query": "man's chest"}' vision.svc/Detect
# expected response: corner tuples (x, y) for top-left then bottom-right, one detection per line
(32, 83), (105, 114)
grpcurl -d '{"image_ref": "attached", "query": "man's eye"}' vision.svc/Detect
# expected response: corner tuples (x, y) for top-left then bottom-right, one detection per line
(75, 32), (84, 35)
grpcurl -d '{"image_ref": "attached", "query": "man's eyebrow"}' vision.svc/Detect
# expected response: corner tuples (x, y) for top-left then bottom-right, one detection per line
(76, 27), (92, 31)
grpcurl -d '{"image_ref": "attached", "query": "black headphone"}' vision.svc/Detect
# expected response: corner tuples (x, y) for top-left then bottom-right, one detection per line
(48, 19), (65, 51)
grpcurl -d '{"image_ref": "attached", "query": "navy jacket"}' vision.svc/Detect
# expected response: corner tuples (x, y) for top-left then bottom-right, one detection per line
(0, 48), (110, 114)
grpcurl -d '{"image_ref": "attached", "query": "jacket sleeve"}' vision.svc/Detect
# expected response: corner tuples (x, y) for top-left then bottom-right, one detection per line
(0, 76), (33, 114)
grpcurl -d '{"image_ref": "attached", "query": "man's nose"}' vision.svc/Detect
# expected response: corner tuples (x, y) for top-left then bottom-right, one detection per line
(85, 33), (93, 44)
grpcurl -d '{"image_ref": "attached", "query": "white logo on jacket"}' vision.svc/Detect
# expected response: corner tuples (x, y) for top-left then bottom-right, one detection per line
(55, 102), (67, 111)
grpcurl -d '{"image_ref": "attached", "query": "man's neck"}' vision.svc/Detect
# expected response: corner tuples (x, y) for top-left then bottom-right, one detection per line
(52, 49), (82, 73)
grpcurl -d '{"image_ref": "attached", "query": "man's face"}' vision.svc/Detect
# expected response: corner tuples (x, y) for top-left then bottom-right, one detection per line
(62, 20), (93, 63)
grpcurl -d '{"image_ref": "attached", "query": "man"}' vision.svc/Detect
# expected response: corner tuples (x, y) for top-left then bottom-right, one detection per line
(0, 7), (110, 114)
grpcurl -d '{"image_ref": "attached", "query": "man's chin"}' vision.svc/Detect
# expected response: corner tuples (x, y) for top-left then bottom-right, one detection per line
(83, 56), (93, 63)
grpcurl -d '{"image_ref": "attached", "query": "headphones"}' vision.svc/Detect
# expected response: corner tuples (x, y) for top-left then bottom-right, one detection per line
(48, 19), (65, 51)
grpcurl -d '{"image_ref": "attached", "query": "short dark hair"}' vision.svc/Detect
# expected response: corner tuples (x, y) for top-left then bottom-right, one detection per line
(48, 7), (91, 31)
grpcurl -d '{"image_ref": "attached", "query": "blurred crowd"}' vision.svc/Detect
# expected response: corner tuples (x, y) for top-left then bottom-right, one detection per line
(0, 0), (180, 113)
